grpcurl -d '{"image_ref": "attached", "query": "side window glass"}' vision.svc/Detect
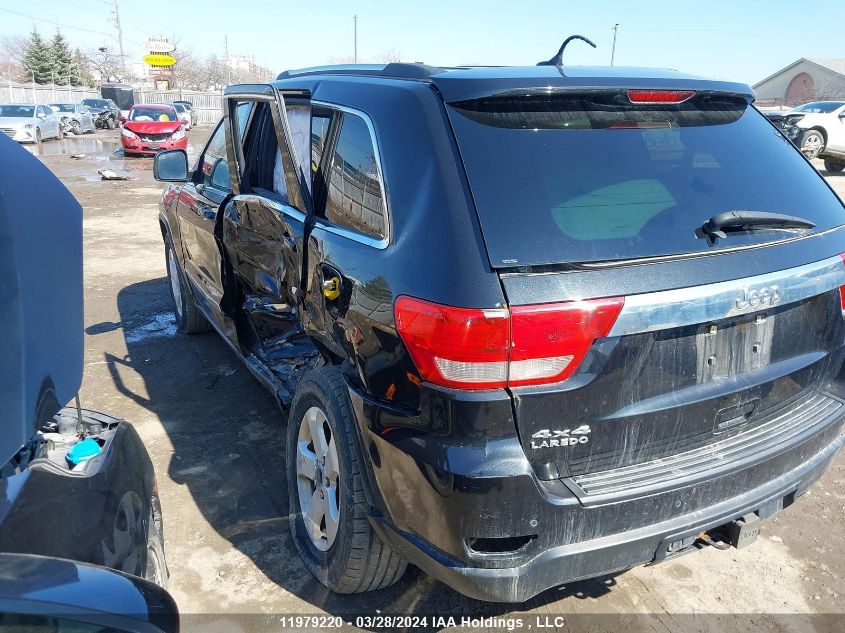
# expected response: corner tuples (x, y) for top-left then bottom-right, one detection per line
(324, 113), (386, 240)
(210, 159), (230, 190)
(232, 98), (307, 212)
(311, 113), (332, 174)
(199, 122), (228, 191)
(235, 101), (253, 141)
(285, 103), (311, 194)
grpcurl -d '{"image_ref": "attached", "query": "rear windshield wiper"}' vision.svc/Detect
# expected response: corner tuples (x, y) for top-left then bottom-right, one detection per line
(700, 210), (815, 240)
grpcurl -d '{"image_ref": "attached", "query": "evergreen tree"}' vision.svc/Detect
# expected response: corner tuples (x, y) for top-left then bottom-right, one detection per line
(50, 31), (80, 86)
(22, 29), (54, 84)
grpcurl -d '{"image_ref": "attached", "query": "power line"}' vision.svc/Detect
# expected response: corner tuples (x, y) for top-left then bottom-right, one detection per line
(0, 7), (144, 47)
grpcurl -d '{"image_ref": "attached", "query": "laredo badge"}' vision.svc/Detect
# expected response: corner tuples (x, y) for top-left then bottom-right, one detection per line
(530, 425), (591, 449)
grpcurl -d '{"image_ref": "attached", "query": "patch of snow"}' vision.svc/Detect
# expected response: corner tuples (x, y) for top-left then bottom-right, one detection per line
(123, 311), (177, 344)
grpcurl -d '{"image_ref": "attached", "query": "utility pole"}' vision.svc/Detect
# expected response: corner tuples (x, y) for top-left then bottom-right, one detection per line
(113, 0), (126, 77)
(610, 23), (619, 66)
(353, 15), (358, 63)
(224, 34), (231, 84)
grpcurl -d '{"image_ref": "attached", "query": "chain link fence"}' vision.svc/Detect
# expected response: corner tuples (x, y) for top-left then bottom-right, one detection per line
(0, 82), (224, 125)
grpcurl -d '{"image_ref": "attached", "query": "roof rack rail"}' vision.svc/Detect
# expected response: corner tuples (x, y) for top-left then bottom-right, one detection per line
(276, 62), (444, 81)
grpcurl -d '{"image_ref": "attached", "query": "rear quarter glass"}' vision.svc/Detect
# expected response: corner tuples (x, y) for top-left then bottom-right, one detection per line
(446, 94), (845, 267)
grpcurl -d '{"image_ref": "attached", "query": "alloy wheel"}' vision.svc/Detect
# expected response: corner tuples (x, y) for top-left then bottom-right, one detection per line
(803, 131), (824, 159)
(296, 406), (340, 551)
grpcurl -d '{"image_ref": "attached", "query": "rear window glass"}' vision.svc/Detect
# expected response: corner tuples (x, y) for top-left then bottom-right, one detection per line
(448, 93), (845, 266)
(791, 101), (844, 113)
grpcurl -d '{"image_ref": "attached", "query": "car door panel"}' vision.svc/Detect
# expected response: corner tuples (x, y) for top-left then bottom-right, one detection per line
(827, 108), (845, 153)
(300, 105), (397, 399)
(220, 86), (321, 402)
(173, 120), (232, 336)
(178, 182), (227, 301)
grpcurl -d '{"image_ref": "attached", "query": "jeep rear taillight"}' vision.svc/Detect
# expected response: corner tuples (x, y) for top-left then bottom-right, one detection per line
(839, 253), (845, 312)
(394, 296), (624, 390)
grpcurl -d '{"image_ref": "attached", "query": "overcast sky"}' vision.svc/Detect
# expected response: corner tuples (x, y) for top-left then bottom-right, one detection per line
(2, 0), (843, 85)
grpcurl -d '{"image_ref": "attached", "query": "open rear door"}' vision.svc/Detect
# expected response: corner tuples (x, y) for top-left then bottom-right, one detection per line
(219, 84), (322, 403)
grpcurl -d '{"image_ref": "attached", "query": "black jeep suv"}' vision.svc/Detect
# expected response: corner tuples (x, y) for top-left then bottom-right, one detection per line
(155, 63), (845, 602)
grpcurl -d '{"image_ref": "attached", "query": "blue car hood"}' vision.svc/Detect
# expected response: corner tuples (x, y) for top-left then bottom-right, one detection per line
(0, 135), (83, 466)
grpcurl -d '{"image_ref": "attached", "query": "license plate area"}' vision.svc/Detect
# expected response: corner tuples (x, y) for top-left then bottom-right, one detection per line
(697, 312), (775, 380)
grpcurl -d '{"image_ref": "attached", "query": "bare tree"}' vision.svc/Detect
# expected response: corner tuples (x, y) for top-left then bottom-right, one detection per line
(327, 55), (356, 64)
(85, 47), (127, 83)
(0, 35), (28, 80)
(169, 49), (230, 90)
(379, 49), (402, 63)
(811, 76), (845, 101)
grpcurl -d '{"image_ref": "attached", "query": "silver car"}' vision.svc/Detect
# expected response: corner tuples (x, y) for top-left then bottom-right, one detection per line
(49, 103), (96, 135)
(0, 104), (62, 143)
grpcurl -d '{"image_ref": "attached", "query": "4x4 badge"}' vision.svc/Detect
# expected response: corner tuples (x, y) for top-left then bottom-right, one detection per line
(530, 425), (591, 449)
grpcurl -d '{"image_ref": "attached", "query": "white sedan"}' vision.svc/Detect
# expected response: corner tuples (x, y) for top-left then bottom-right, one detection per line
(0, 104), (62, 143)
(171, 102), (191, 130)
(791, 101), (845, 171)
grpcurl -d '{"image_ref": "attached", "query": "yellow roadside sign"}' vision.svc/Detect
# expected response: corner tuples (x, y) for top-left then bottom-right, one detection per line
(144, 54), (176, 67)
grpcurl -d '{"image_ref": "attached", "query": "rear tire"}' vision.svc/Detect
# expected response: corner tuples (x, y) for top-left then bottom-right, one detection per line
(287, 367), (407, 594)
(800, 129), (825, 159)
(164, 238), (211, 334)
(824, 158), (845, 173)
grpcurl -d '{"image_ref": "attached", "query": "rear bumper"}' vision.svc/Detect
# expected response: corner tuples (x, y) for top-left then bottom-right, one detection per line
(351, 384), (845, 602)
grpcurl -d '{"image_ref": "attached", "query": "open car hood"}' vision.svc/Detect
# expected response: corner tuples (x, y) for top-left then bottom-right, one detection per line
(0, 135), (83, 466)
(124, 120), (180, 135)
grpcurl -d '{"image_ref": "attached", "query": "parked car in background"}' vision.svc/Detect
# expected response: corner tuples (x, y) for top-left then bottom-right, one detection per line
(0, 104), (62, 143)
(759, 105), (791, 128)
(172, 100), (198, 126)
(172, 102), (192, 130)
(121, 104), (186, 157)
(81, 97), (120, 129)
(154, 63), (845, 602)
(788, 100), (845, 171)
(49, 103), (95, 135)
(0, 134), (175, 625)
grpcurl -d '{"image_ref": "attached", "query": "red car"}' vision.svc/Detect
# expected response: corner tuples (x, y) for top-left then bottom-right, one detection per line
(121, 104), (187, 157)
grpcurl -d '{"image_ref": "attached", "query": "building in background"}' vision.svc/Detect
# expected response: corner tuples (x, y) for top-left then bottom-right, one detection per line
(754, 59), (845, 107)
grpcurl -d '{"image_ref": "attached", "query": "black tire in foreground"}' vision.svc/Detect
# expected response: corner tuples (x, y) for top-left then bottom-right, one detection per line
(287, 366), (407, 594)
(164, 238), (211, 334)
(824, 158), (845, 173)
(145, 503), (168, 589)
